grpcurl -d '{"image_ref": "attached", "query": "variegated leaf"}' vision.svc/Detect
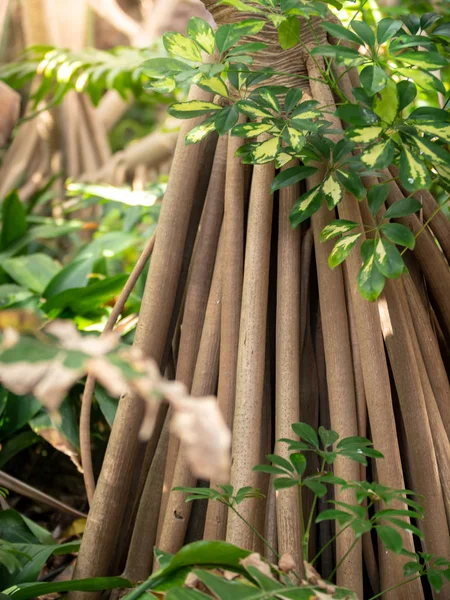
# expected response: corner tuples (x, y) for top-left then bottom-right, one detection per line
(347, 126), (384, 143)
(287, 127), (305, 152)
(320, 220), (359, 242)
(276, 152), (294, 168)
(198, 76), (229, 98)
(322, 175), (343, 209)
(236, 100), (273, 119)
(414, 122), (450, 144)
(410, 135), (450, 166)
(169, 100), (222, 119)
(399, 147), (432, 191)
(328, 233), (361, 268)
(290, 186), (323, 228)
(251, 137), (279, 164)
(187, 17), (215, 55)
(357, 241), (385, 301)
(231, 122), (273, 138)
(361, 140), (395, 169)
(185, 116), (216, 145)
(374, 238), (405, 279)
(163, 32), (202, 62)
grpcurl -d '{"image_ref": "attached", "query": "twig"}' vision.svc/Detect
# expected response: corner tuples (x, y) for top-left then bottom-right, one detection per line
(80, 231), (156, 505)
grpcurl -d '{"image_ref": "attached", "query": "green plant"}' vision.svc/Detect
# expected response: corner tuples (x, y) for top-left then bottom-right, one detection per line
(142, 1), (450, 301)
(174, 423), (450, 598)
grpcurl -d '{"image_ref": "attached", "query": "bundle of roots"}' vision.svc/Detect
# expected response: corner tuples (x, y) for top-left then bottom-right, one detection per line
(71, 4), (450, 599)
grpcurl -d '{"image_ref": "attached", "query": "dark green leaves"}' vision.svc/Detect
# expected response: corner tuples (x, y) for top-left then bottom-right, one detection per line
(368, 184), (389, 216)
(270, 166), (317, 193)
(381, 223), (415, 250)
(291, 422), (319, 448)
(376, 525), (403, 554)
(360, 65), (387, 96)
(374, 238), (404, 279)
(1, 192), (26, 251)
(384, 197), (422, 219)
(328, 234), (361, 269)
(289, 186), (322, 228)
(377, 18), (403, 45)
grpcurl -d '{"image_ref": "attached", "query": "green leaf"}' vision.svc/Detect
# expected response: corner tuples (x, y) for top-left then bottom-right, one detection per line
(376, 525), (404, 554)
(321, 21), (362, 45)
(357, 239), (385, 301)
(219, 0), (265, 14)
(187, 18), (215, 55)
(328, 233), (361, 269)
(397, 68), (445, 95)
(320, 219), (359, 242)
(168, 100), (221, 119)
(403, 561), (422, 577)
(2, 254), (60, 294)
(185, 115), (217, 145)
(42, 274), (128, 316)
(347, 126), (384, 144)
(166, 589), (209, 600)
(284, 88), (303, 114)
(377, 18), (403, 44)
(228, 42), (268, 56)
(311, 45), (366, 66)
(286, 127), (305, 152)
(336, 171), (366, 200)
(360, 140), (395, 169)
(316, 509), (353, 525)
(0, 393), (41, 437)
(253, 464), (290, 475)
(163, 32), (202, 62)
(291, 422), (319, 447)
(266, 453), (294, 472)
(290, 186), (322, 228)
(318, 426), (339, 447)
(368, 184), (389, 216)
(270, 166), (317, 193)
(397, 80), (417, 110)
(195, 570), (256, 600)
(3, 578), (131, 600)
(373, 79), (398, 124)
(360, 65), (387, 96)
(396, 51), (447, 70)
(399, 147), (431, 192)
(382, 518), (423, 539)
(433, 23), (450, 39)
(274, 478), (298, 490)
(1, 192), (27, 252)
(351, 20), (375, 48)
(374, 238), (404, 279)
(278, 16), (300, 50)
(215, 106), (239, 135)
(384, 197), (422, 219)
(94, 386), (118, 428)
(336, 104), (379, 126)
(141, 57), (191, 78)
(381, 223), (415, 250)
(322, 174), (343, 209)
(0, 431), (39, 469)
(290, 453), (306, 476)
(304, 479), (328, 497)
(427, 570), (444, 593)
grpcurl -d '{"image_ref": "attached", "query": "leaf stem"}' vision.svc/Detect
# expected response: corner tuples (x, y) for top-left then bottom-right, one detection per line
(368, 574), (423, 600)
(228, 504), (280, 559)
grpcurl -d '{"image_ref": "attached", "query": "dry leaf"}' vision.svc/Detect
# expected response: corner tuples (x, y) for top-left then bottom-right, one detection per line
(240, 553), (275, 580)
(0, 359), (83, 413)
(169, 395), (231, 482)
(0, 81), (20, 147)
(46, 320), (120, 355)
(37, 427), (82, 472)
(279, 553), (296, 573)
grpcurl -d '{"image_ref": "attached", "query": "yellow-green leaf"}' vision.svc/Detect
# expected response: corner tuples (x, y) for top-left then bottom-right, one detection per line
(290, 185), (323, 228)
(185, 116), (216, 145)
(236, 101), (273, 119)
(328, 233), (361, 268)
(374, 79), (398, 124)
(347, 126), (384, 143)
(414, 122), (450, 144)
(399, 147), (432, 191)
(287, 127), (305, 152)
(322, 175), (343, 209)
(187, 17), (215, 55)
(410, 135), (450, 166)
(169, 100), (221, 119)
(361, 140), (394, 169)
(276, 152), (294, 168)
(231, 122), (273, 138)
(320, 220), (359, 242)
(251, 137), (279, 164)
(198, 76), (229, 98)
(163, 32), (202, 62)
(357, 240), (385, 301)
